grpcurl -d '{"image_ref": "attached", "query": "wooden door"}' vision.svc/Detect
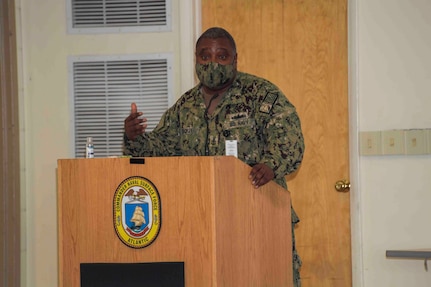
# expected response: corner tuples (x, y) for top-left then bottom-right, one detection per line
(202, 1), (350, 286)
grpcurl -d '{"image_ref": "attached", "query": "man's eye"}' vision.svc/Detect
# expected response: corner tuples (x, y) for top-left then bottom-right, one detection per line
(218, 55), (227, 60)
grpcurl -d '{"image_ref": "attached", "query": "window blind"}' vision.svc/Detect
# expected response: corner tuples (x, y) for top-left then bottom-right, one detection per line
(70, 54), (173, 158)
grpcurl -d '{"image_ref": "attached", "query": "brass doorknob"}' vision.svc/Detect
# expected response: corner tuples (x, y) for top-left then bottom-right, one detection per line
(335, 180), (350, 192)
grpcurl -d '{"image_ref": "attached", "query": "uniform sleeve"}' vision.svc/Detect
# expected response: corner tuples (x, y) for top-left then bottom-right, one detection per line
(259, 92), (305, 180)
(123, 105), (182, 157)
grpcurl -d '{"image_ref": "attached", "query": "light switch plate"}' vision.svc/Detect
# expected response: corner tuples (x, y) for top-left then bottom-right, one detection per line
(426, 129), (431, 154)
(382, 130), (404, 155)
(404, 129), (427, 155)
(360, 131), (382, 155)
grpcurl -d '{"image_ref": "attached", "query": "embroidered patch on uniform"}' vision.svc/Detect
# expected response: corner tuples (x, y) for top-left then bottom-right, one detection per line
(260, 93), (278, 114)
(113, 176), (161, 249)
(227, 112), (248, 120)
(226, 112), (250, 128)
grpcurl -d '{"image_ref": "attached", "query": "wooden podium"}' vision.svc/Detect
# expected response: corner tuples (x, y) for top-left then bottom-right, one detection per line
(57, 156), (292, 286)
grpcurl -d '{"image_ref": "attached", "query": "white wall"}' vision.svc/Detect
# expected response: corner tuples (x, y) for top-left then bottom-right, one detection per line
(16, 0), (431, 286)
(357, 0), (431, 286)
(16, 0), (198, 286)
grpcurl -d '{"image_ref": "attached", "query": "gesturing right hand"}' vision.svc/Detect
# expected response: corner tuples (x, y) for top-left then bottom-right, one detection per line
(124, 103), (147, 140)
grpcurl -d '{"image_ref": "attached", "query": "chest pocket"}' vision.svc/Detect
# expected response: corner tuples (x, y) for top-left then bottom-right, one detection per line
(223, 112), (257, 141)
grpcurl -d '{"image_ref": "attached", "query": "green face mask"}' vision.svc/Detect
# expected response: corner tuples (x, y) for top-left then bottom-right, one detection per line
(195, 62), (235, 90)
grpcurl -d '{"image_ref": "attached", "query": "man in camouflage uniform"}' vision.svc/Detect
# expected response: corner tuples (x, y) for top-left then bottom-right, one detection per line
(124, 27), (305, 287)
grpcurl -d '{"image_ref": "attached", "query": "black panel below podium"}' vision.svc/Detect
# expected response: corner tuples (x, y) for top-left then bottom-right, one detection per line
(80, 262), (185, 287)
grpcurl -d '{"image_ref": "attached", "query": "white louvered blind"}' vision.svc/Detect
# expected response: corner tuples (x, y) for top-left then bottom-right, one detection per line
(70, 54), (173, 158)
(67, 0), (171, 33)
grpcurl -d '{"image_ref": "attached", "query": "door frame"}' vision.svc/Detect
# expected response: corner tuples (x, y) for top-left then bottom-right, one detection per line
(0, 0), (21, 286)
(347, 0), (364, 286)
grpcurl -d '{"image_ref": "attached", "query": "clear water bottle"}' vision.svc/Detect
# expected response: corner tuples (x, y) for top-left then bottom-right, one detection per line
(86, 137), (94, 158)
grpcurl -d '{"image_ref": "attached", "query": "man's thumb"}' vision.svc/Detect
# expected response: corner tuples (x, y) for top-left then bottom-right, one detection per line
(131, 103), (137, 114)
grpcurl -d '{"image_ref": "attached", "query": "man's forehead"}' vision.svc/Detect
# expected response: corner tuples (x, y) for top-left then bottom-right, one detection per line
(196, 37), (234, 51)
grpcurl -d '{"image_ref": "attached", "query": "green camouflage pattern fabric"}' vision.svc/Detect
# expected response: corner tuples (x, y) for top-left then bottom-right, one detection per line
(124, 71), (304, 286)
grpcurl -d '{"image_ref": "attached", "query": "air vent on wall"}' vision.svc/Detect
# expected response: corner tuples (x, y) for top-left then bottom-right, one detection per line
(69, 54), (173, 158)
(67, 0), (172, 34)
